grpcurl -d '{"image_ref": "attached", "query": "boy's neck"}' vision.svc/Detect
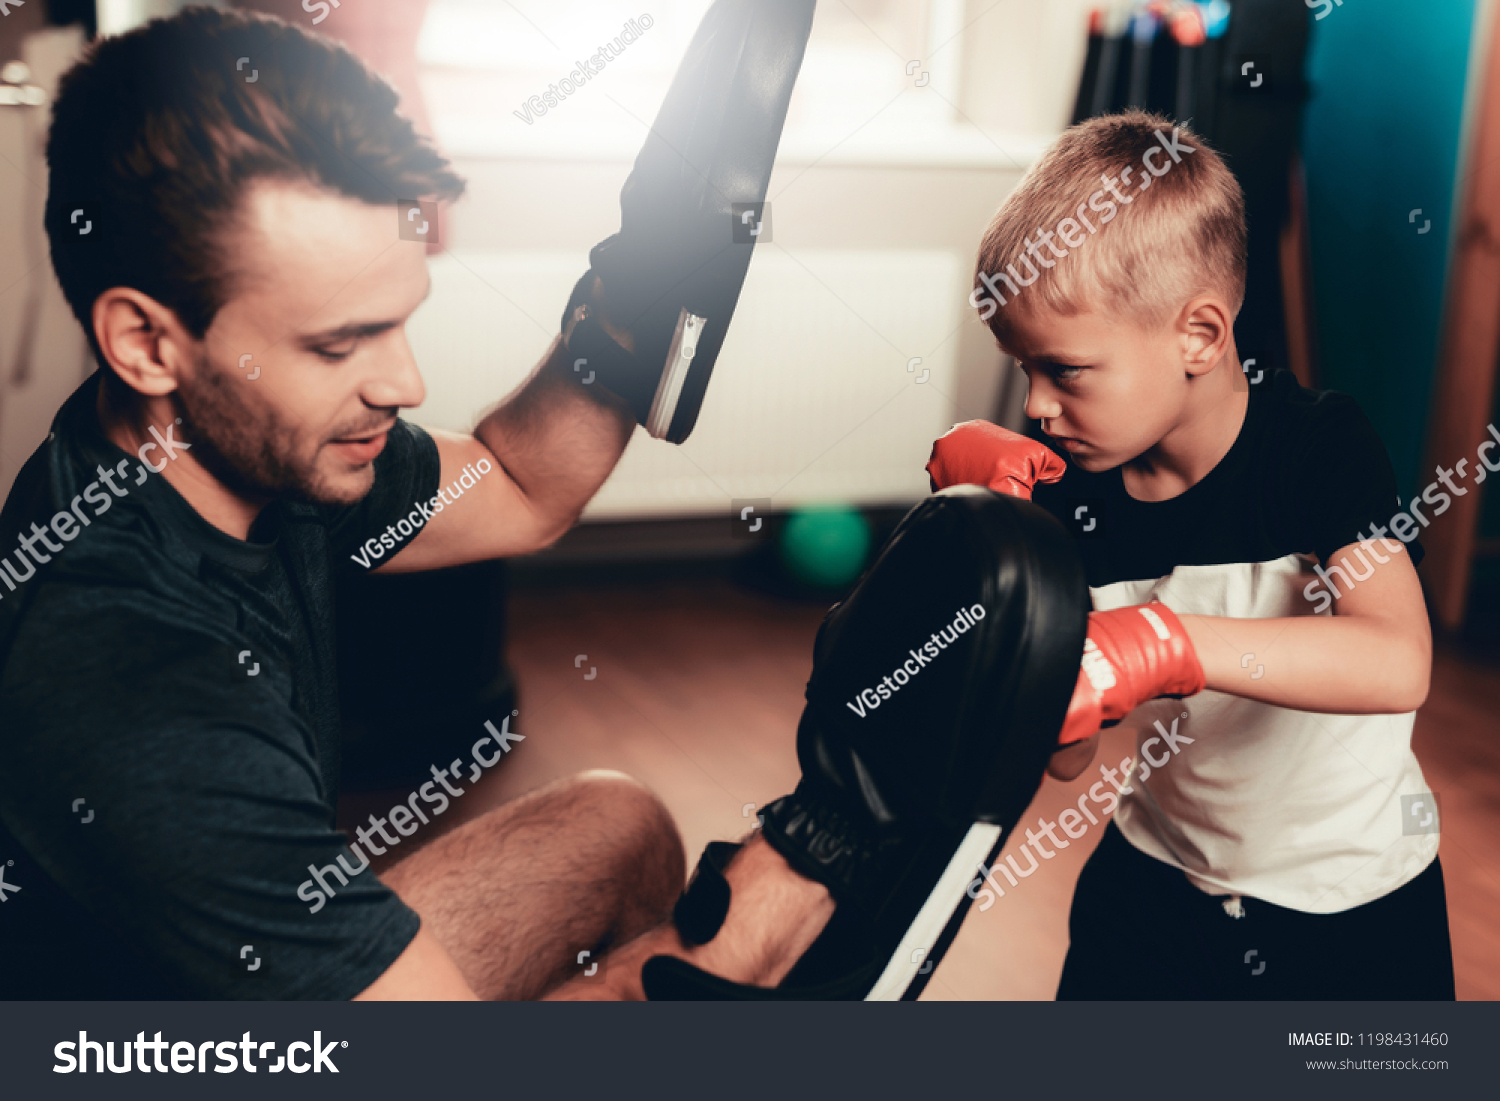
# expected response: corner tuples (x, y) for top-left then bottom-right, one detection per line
(1120, 370), (1249, 503)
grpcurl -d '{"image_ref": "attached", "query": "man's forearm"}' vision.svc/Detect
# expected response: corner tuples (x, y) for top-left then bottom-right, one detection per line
(543, 836), (834, 1001)
(1180, 613), (1430, 714)
(473, 335), (636, 537)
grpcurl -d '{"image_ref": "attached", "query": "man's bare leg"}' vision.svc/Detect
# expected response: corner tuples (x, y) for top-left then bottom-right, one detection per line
(379, 769), (685, 1000)
(545, 834), (835, 1001)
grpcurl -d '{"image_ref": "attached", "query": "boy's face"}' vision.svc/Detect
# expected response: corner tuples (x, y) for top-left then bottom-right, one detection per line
(176, 179), (431, 506)
(1001, 303), (1188, 473)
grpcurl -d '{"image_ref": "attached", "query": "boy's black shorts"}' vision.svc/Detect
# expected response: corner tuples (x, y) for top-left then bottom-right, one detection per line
(1058, 822), (1456, 1000)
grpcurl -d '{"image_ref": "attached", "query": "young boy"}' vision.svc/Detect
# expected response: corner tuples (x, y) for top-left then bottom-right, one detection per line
(927, 110), (1455, 999)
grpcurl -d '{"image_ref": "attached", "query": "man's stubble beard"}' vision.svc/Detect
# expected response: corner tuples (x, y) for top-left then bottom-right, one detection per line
(175, 351), (369, 508)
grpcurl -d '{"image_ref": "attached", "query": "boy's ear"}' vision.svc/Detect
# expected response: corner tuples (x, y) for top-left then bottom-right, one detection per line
(1178, 295), (1232, 378)
(91, 287), (190, 399)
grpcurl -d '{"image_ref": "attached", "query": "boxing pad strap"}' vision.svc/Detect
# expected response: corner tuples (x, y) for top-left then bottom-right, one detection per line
(758, 787), (900, 908)
(559, 269), (659, 427)
(672, 840), (740, 946)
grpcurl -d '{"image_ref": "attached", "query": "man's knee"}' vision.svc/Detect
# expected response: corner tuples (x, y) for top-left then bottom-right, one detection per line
(562, 770), (685, 897)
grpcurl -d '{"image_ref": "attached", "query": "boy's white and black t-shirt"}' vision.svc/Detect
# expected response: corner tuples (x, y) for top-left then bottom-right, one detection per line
(1033, 369), (1438, 914)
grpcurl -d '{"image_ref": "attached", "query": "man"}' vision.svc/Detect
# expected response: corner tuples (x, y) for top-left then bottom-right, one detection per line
(0, 6), (1091, 1001)
(1, 5), (691, 1000)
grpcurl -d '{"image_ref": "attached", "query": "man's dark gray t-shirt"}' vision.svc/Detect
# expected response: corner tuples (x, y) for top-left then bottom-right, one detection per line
(0, 372), (440, 998)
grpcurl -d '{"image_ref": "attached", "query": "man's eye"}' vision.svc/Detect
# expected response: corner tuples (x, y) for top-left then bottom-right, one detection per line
(312, 343), (356, 362)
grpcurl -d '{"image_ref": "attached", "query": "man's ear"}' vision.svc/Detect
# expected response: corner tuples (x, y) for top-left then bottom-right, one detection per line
(91, 287), (193, 398)
(1177, 295), (1232, 378)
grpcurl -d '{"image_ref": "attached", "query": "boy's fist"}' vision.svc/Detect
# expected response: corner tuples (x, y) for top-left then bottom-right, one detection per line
(1058, 603), (1206, 745)
(926, 421), (1066, 500)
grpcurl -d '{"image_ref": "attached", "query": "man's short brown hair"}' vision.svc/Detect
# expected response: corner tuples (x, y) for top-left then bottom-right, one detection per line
(44, 5), (466, 367)
(972, 110), (1246, 346)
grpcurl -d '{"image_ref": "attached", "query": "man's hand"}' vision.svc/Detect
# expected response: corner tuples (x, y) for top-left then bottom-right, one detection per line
(925, 420), (1066, 499)
(1058, 603), (1206, 745)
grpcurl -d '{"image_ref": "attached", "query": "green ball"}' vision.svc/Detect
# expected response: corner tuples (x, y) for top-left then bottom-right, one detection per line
(779, 505), (871, 588)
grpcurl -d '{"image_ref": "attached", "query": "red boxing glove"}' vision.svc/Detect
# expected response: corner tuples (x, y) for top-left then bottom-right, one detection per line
(1058, 602), (1206, 746)
(926, 421), (1067, 500)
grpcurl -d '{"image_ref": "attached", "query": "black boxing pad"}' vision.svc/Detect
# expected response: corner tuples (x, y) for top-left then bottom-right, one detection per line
(562, 0), (816, 443)
(644, 488), (1091, 1000)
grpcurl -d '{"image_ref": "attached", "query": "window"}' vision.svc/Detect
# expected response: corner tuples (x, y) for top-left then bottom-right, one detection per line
(417, 0), (972, 160)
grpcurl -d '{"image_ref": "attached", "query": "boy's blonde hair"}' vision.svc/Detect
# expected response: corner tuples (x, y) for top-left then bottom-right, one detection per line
(973, 110), (1246, 345)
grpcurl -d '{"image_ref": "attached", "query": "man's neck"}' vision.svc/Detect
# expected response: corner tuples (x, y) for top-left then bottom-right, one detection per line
(97, 384), (269, 541)
(1120, 363), (1249, 503)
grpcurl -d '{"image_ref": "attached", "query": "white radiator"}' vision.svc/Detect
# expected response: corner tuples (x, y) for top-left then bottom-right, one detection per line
(407, 249), (965, 519)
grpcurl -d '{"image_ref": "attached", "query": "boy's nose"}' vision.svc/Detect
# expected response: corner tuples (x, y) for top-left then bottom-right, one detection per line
(1024, 381), (1062, 422)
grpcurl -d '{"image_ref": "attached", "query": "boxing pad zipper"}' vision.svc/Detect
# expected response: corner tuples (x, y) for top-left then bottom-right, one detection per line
(646, 309), (707, 438)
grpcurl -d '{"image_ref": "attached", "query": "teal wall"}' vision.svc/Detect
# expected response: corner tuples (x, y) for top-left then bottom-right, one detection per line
(1301, 0), (1479, 500)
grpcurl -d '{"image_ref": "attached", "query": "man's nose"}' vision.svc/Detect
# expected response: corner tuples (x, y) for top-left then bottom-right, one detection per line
(362, 333), (426, 410)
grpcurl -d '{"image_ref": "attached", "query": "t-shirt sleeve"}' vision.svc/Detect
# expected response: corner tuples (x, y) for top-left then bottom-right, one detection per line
(1291, 393), (1425, 569)
(325, 418), (442, 569)
(0, 599), (420, 1000)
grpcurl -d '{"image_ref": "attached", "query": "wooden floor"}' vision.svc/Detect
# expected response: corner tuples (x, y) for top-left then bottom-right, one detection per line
(361, 571), (1500, 1000)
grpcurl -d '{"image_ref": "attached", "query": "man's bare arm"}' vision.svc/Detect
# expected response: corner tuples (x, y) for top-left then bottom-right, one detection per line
(381, 327), (637, 573)
(545, 836), (835, 1001)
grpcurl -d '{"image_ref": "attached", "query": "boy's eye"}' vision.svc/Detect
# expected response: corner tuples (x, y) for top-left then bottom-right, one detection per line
(1020, 359), (1084, 382)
